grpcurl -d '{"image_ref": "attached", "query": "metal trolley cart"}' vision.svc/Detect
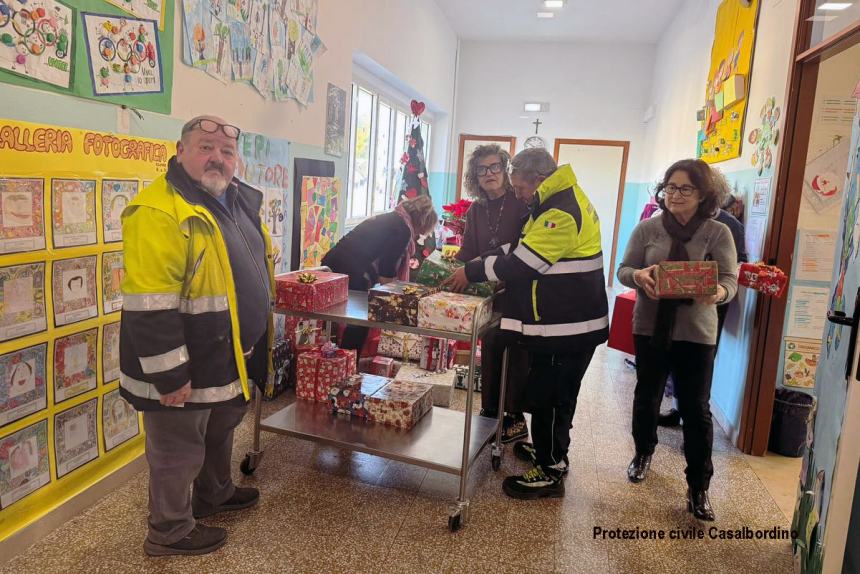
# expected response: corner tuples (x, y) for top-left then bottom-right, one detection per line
(241, 290), (510, 532)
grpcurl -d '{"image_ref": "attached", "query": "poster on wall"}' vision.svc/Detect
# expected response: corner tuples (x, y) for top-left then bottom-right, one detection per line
(51, 256), (98, 327)
(101, 251), (124, 314)
(81, 12), (164, 96)
(299, 176), (339, 269)
(54, 398), (99, 478)
(0, 262), (47, 342)
(0, 344), (47, 427)
(0, 419), (50, 508)
(102, 179), (140, 243)
(787, 286), (831, 340)
(0, 0), (73, 89)
(264, 188), (285, 237)
(104, 0), (166, 29)
(51, 179), (97, 248)
(796, 230), (837, 283)
(783, 337), (820, 389)
(803, 138), (850, 214)
(101, 321), (120, 384)
(53, 328), (98, 403)
(751, 177), (771, 216)
(102, 388), (139, 451)
(696, 0), (760, 164)
(324, 83), (346, 157)
(0, 177), (46, 254)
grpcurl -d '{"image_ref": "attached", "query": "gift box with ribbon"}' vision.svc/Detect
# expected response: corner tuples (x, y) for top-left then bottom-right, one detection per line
(367, 281), (438, 326)
(295, 346), (356, 402)
(415, 251), (496, 298)
(275, 270), (349, 313)
(395, 364), (456, 407)
(378, 330), (421, 362)
(654, 261), (718, 299)
(738, 262), (788, 298)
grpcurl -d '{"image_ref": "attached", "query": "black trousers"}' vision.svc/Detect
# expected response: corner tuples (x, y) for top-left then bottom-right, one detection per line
(632, 335), (716, 491)
(480, 327), (529, 415)
(527, 348), (596, 469)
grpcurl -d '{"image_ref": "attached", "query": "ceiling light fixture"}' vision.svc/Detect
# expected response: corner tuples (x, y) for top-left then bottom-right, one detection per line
(818, 2), (853, 10)
(524, 102), (549, 112)
(544, 0), (565, 8)
(537, 11), (555, 18)
(806, 14), (839, 20)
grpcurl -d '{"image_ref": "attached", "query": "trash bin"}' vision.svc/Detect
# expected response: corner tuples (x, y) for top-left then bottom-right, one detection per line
(769, 388), (815, 457)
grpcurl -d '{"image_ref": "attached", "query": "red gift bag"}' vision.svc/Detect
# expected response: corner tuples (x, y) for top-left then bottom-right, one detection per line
(608, 290), (636, 356)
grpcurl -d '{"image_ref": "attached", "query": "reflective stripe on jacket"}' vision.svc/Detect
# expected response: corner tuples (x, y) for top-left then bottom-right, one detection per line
(119, 173), (275, 410)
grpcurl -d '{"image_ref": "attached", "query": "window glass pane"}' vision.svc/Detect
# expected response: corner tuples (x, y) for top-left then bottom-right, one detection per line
(421, 121), (431, 168)
(373, 103), (392, 214)
(807, 1), (860, 49)
(390, 110), (409, 208)
(350, 88), (373, 219)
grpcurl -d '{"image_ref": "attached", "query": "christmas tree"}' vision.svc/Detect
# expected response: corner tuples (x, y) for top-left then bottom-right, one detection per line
(395, 100), (435, 276)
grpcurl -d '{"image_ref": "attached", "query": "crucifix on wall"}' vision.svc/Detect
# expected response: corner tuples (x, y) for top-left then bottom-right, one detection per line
(525, 118), (546, 149)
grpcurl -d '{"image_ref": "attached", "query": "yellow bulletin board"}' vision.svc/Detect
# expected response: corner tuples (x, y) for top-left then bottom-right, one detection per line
(0, 118), (171, 541)
(697, 0), (761, 164)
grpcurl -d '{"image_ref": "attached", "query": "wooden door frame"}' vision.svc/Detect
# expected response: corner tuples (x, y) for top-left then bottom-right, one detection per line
(455, 134), (517, 201)
(552, 138), (630, 287)
(739, 1), (860, 455)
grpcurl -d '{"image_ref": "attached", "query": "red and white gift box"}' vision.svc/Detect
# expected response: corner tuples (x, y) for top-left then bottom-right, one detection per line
(394, 364), (456, 408)
(328, 373), (391, 418)
(366, 381), (433, 429)
(653, 261), (718, 299)
(738, 262), (788, 298)
(275, 271), (349, 313)
(295, 348), (356, 402)
(371, 356), (395, 377)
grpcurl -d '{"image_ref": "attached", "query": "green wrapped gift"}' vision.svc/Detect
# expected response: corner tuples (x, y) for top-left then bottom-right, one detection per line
(415, 251), (496, 298)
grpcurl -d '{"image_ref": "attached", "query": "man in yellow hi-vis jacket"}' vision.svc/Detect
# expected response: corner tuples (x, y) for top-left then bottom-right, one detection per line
(448, 148), (608, 500)
(120, 116), (274, 556)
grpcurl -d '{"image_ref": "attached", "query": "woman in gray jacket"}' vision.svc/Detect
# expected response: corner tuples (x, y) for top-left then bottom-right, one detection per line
(617, 159), (738, 521)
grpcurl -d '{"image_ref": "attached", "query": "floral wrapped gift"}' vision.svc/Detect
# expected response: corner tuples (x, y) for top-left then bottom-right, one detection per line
(366, 380), (433, 429)
(395, 364), (456, 408)
(328, 373), (391, 418)
(295, 347), (355, 402)
(415, 251), (496, 298)
(275, 270), (349, 313)
(417, 292), (492, 334)
(371, 356), (395, 377)
(653, 261), (718, 299)
(378, 330), (421, 361)
(367, 281), (438, 326)
(738, 262), (788, 298)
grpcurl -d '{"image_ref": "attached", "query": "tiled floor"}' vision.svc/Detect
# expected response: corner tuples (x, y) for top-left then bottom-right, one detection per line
(1, 345), (796, 573)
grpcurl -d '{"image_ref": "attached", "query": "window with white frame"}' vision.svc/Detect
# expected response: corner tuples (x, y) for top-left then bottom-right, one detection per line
(346, 83), (432, 224)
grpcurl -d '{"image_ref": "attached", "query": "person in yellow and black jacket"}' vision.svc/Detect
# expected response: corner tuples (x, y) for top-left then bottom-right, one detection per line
(447, 148), (608, 500)
(120, 116), (275, 557)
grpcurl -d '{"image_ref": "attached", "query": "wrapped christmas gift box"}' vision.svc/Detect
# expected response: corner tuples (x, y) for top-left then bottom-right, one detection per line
(417, 292), (492, 334)
(395, 364), (456, 408)
(295, 348), (355, 402)
(418, 337), (456, 371)
(415, 251), (496, 298)
(366, 381), (433, 429)
(328, 373), (390, 418)
(367, 281), (438, 326)
(371, 356), (395, 377)
(738, 262), (788, 298)
(654, 261), (718, 299)
(275, 270), (349, 313)
(378, 330), (421, 361)
(454, 364), (482, 392)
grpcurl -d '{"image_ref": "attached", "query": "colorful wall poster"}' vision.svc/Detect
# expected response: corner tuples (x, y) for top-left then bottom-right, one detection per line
(101, 388), (138, 451)
(51, 179), (98, 248)
(0, 344), (47, 427)
(0, 262), (47, 342)
(0, 0), (73, 89)
(101, 321), (120, 384)
(51, 256), (98, 327)
(101, 179), (140, 243)
(751, 177), (771, 217)
(0, 177), (45, 254)
(803, 138), (850, 214)
(324, 83), (346, 157)
(264, 187), (285, 237)
(53, 328), (97, 403)
(783, 337), (820, 389)
(101, 251), (124, 314)
(103, 0), (165, 29)
(0, 419), (50, 508)
(81, 12), (163, 96)
(696, 0), (760, 164)
(54, 398), (98, 478)
(299, 176), (339, 268)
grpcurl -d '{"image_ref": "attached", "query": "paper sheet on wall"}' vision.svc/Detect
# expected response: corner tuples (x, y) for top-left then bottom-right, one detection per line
(751, 177), (771, 216)
(803, 138), (850, 214)
(104, 0), (166, 29)
(0, 178), (46, 254)
(745, 216), (766, 261)
(0, 0), (74, 89)
(787, 286), (831, 340)
(796, 230), (837, 282)
(783, 337), (820, 389)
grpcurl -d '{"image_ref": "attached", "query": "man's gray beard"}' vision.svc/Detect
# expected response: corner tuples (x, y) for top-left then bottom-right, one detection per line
(200, 173), (229, 196)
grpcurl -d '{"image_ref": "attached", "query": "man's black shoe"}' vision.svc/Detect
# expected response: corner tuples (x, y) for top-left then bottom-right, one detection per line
(658, 408), (682, 427)
(193, 486), (260, 519)
(502, 466), (565, 500)
(144, 525), (227, 557)
(627, 454), (652, 483)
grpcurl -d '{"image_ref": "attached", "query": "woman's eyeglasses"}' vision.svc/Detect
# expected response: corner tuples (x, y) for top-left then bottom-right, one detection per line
(663, 183), (697, 197)
(191, 119), (241, 140)
(476, 162), (503, 177)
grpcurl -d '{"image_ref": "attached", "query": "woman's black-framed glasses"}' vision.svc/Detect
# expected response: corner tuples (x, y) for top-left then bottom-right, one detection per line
(663, 183), (697, 197)
(476, 162), (503, 177)
(191, 119), (241, 140)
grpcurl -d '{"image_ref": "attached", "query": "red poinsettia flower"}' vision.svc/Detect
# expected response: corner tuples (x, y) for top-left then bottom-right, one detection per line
(442, 198), (473, 220)
(406, 188), (418, 198)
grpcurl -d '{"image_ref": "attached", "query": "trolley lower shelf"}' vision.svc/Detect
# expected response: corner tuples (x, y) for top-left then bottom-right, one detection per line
(259, 401), (498, 475)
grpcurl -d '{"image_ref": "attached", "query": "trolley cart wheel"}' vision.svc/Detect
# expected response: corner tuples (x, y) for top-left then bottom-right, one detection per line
(491, 454), (501, 471)
(448, 513), (462, 532)
(240, 450), (263, 476)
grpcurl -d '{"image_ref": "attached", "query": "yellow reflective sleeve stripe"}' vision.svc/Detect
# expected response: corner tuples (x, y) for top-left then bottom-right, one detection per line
(139, 345), (190, 374)
(120, 372), (243, 403)
(122, 293), (181, 311)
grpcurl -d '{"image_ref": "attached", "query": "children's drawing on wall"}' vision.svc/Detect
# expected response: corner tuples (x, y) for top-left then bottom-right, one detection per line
(0, 177), (45, 254)
(803, 137), (850, 214)
(325, 83), (346, 157)
(0, 262), (47, 342)
(102, 388), (139, 451)
(51, 178), (97, 248)
(0, 0), (73, 88)
(54, 398), (98, 478)
(51, 256), (98, 327)
(82, 12), (163, 95)
(102, 179), (139, 242)
(102, 321), (121, 384)
(104, 0), (165, 29)
(102, 251), (124, 314)
(0, 344), (47, 427)
(53, 328), (98, 403)
(749, 96), (781, 176)
(299, 176), (339, 268)
(0, 420), (50, 508)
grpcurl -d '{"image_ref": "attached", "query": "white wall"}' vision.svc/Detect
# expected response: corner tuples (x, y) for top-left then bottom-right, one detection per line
(453, 40), (657, 182)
